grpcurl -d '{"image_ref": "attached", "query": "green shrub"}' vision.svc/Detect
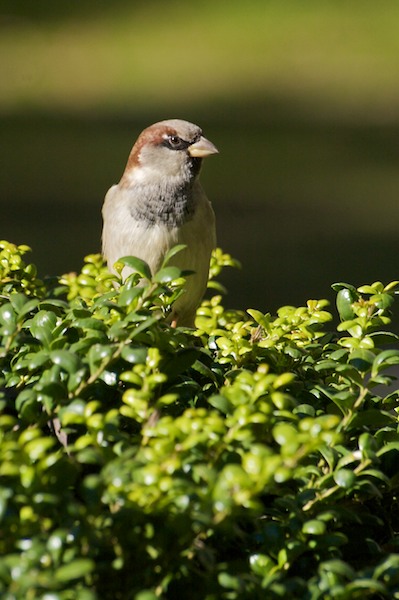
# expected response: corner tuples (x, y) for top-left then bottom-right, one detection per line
(1, 239), (399, 599)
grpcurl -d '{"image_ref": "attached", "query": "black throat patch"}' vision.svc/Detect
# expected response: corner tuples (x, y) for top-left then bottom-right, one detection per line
(129, 182), (197, 228)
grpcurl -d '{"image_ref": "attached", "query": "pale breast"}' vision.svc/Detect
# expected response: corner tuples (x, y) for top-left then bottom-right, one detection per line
(102, 181), (216, 325)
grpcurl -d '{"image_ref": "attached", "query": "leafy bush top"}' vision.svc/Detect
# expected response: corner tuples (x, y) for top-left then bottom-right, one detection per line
(1, 239), (399, 600)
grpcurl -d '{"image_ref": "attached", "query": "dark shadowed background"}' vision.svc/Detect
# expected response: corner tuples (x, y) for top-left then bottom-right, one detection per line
(2, 0), (399, 320)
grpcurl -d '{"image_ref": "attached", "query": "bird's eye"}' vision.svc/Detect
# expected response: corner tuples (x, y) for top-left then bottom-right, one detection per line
(163, 134), (190, 151)
(169, 135), (182, 147)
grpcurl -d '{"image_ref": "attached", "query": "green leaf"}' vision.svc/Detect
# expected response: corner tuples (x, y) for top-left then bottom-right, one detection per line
(348, 349), (375, 372)
(346, 579), (387, 594)
(358, 283), (383, 294)
(55, 559), (95, 582)
(134, 592), (158, 600)
(319, 559), (355, 579)
(336, 288), (358, 321)
(0, 303), (16, 325)
(161, 244), (187, 266)
(118, 256), (152, 280)
(153, 266), (183, 283)
(25, 436), (56, 461)
(314, 359), (339, 372)
(74, 317), (107, 332)
(302, 519), (327, 535)
(191, 358), (219, 383)
(350, 409), (395, 429)
(358, 432), (377, 453)
(273, 423), (299, 451)
(384, 280), (399, 291)
(369, 331), (399, 345)
(118, 286), (142, 307)
(50, 350), (81, 374)
(208, 394), (232, 414)
(28, 351), (50, 371)
(370, 292), (394, 310)
(59, 399), (86, 425)
(334, 468), (356, 489)
(360, 469), (390, 485)
(377, 442), (399, 457)
(162, 348), (200, 380)
(247, 308), (271, 330)
(15, 389), (40, 421)
(371, 349), (399, 377)
(373, 554), (399, 580)
(88, 344), (114, 369)
(331, 282), (357, 293)
(121, 346), (147, 364)
(218, 572), (241, 590)
(39, 298), (69, 311)
(8, 292), (28, 313)
(129, 315), (161, 338)
(249, 553), (275, 576)
(27, 310), (57, 347)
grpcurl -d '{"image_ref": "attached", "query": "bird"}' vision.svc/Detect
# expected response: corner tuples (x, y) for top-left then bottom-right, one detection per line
(102, 118), (218, 327)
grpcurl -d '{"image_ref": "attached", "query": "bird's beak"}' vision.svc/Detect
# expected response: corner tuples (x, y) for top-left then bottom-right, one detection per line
(188, 136), (219, 158)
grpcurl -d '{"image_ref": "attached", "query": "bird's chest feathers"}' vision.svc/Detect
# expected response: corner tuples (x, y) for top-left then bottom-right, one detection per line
(116, 204), (205, 277)
(129, 186), (195, 227)
(127, 177), (197, 228)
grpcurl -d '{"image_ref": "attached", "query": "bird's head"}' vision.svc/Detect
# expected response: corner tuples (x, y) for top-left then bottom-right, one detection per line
(120, 119), (218, 187)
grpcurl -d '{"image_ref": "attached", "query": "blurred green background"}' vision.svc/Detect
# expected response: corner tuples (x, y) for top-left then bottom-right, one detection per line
(2, 0), (399, 316)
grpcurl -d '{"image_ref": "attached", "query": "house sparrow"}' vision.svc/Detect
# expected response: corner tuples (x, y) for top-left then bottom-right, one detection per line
(102, 119), (218, 326)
